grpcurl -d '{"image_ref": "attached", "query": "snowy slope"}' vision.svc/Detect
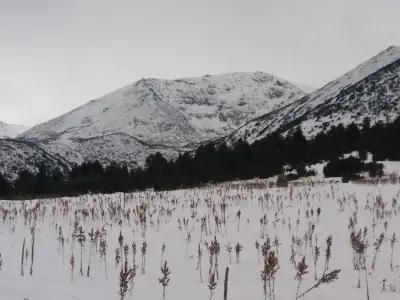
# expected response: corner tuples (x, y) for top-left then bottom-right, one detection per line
(0, 121), (29, 138)
(291, 81), (317, 94)
(226, 46), (400, 144)
(0, 138), (72, 180)
(17, 72), (304, 170)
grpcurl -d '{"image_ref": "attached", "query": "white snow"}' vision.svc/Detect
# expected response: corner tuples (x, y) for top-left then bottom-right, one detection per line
(381, 161), (400, 176)
(1, 178), (400, 300)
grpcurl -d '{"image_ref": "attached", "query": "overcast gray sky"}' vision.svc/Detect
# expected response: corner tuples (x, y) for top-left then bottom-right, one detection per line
(1, 0), (400, 126)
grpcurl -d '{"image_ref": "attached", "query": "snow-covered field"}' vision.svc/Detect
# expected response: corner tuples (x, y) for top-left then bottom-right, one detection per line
(1, 178), (400, 300)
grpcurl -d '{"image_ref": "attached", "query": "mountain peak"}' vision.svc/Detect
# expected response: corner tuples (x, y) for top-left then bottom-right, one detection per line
(131, 72), (299, 91)
(347, 45), (400, 81)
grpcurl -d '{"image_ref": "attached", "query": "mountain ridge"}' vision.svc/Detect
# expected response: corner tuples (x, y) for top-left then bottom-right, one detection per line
(3, 46), (400, 180)
(225, 46), (400, 144)
(1, 71), (305, 178)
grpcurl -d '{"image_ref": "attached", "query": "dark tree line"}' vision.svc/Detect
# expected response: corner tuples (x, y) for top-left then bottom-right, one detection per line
(1, 116), (400, 199)
(323, 157), (384, 182)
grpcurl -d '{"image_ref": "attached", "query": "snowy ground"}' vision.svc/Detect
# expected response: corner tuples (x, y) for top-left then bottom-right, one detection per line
(1, 178), (400, 300)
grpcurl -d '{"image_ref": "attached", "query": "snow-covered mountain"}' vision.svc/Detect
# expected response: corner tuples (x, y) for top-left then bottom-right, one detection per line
(18, 72), (304, 165)
(3, 46), (400, 179)
(9, 72), (304, 173)
(0, 121), (29, 138)
(22, 72), (304, 142)
(226, 46), (400, 144)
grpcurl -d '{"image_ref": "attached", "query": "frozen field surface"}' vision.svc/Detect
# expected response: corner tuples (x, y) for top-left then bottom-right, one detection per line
(1, 178), (400, 300)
